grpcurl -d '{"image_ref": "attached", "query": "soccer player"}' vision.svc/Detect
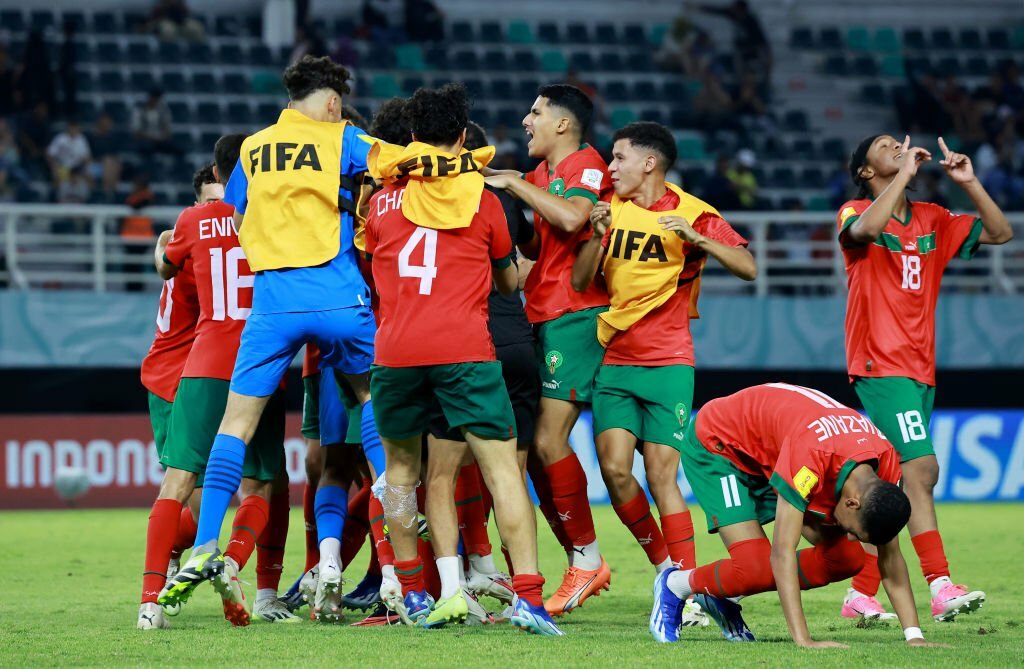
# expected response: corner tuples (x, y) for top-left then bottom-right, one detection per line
(136, 167), (206, 631)
(838, 135), (1012, 621)
(571, 123), (754, 590)
(484, 84), (612, 615)
(363, 83), (561, 636)
(161, 56), (385, 625)
(650, 383), (940, 649)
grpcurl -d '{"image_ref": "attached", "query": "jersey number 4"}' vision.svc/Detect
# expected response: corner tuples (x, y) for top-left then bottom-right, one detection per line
(210, 247), (253, 321)
(901, 255), (921, 290)
(399, 228), (438, 295)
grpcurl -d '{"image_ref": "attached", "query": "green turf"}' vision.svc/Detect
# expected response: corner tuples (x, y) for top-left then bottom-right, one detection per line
(1, 504), (1021, 668)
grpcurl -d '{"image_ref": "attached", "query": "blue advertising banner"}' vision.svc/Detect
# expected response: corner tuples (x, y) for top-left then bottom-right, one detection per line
(564, 410), (1024, 504)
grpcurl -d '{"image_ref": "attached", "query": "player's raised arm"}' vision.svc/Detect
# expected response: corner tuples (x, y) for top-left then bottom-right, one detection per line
(485, 173), (595, 234)
(571, 201), (610, 292)
(771, 497), (847, 649)
(844, 135), (931, 246)
(936, 136), (1013, 246)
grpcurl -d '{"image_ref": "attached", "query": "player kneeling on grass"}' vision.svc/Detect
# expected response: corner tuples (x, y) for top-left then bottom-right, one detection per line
(363, 83), (562, 636)
(650, 383), (943, 649)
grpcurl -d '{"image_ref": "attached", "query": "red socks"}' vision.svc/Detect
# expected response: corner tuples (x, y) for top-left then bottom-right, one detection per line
(456, 464), (492, 557)
(661, 511), (696, 569)
(613, 492), (668, 566)
(690, 537), (774, 598)
(224, 495), (270, 571)
(852, 552), (881, 596)
(170, 504), (197, 560)
(395, 557), (426, 595)
(369, 495), (395, 568)
(530, 464), (573, 554)
(303, 483), (318, 571)
(911, 530), (950, 583)
(546, 453), (597, 546)
(141, 499), (182, 603)
(512, 573), (545, 607)
(255, 492), (289, 592)
(340, 479), (372, 569)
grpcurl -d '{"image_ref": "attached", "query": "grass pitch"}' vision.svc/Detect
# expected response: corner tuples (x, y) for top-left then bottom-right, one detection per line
(1, 504), (1021, 668)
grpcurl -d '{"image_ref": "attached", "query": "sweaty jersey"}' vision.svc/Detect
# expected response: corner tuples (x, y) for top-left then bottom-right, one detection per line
(164, 200), (254, 380)
(838, 199), (983, 386)
(523, 145), (611, 323)
(365, 179), (513, 367)
(694, 383), (901, 522)
(600, 188), (747, 366)
(140, 261), (199, 402)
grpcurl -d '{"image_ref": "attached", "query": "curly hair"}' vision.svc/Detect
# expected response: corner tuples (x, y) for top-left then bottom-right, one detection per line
(192, 163), (217, 199)
(403, 83), (469, 146)
(464, 120), (487, 151)
(861, 479), (912, 545)
(282, 55), (351, 101)
(370, 97), (412, 145)
(612, 121), (678, 171)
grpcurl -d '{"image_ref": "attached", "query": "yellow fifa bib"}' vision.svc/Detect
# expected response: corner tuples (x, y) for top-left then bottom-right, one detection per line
(238, 110), (346, 271)
(597, 182), (719, 347)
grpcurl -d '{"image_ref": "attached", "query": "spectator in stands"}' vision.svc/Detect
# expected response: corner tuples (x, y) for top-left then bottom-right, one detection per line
(47, 119), (92, 202)
(726, 148), (758, 210)
(405, 0), (445, 43)
(146, 0), (206, 42)
(977, 122), (1024, 211)
(360, 0), (402, 44)
(132, 89), (180, 156)
(733, 71), (771, 133)
(701, 154), (741, 210)
(657, 16), (720, 80)
(87, 112), (122, 202)
(0, 47), (17, 118)
(122, 173), (157, 292)
(698, 0), (771, 81)
(693, 72), (736, 132)
(0, 119), (26, 201)
(16, 101), (51, 177)
(15, 31), (55, 114)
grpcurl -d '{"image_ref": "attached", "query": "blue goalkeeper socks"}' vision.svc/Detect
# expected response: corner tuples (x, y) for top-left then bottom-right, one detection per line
(194, 434), (246, 547)
(315, 485), (349, 544)
(360, 400), (386, 478)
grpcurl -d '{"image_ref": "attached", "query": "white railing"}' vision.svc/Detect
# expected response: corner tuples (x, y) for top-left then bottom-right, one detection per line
(0, 203), (1022, 295)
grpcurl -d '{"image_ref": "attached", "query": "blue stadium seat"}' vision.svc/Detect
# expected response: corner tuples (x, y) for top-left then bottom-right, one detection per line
(28, 10), (55, 32)
(63, 11), (85, 30)
(566, 23), (590, 43)
(594, 24), (617, 44)
(250, 44), (272, 66)
(1, 10), (25, 33)
(936, 55), (962, 76)
(256, 102), (279, 123)
(79, 100), (99, 123)
(97, 69), (126, 93)
(512, 50), (538, 71)
(92, 11), (118, 34)
(516, 77), (540, 99)
(196, 101), (222, 124)
(192, 72), (216, 91)
(661, 81), (688, 103)
(96, 40), (123, 64)
(622, 24), (645, 45)
(226, 102), (252, 125)
(597, 52), (624, 72)
(903, 28), (926, 50)
(823, 55), (848, 76)
(76, 69), (96, 93)
(640, 108), (666, 125)
(425, 46), (448, 70)
(861, 82), (887, 103)
(126, 41), (154, 65)
(463, 77), (486, 99)
(402, 75), (425, 95)
(471, 107), (495, 130)
(155, 41), (181, 64)
(480, 21), (501, 43)
(959, 29), (982, 50)
(538, 22), (560, 43)
(482, 49), (509, 71)
(965, 56), (989, 76)
(800, 166), (825, 187)
(633, 80), (658, 102)
(818, 27), (842, 50)
(189, 43), (213, 63)
(987, 28), (1010, 50)
(790, 27), (815, 49)
(930, 28), (954, 49)
(496, 107), (523, 128)
(223, 73), (248, 95)
(214, 16), (244, 37)
(789, 139), (815, 160)
(123, 12), (147, 32)
(605, 80), (628, 100)
(569, 51), (594, 71)
(130, 71), (158, 92)
(669, 107), (696, 130)
(219, 43), (243, 64)
(451, 20), (475, 41)
(770, 166), (796, 188)
(783, 110), (809, 132)
(452, 48), (479, 71)
(485, 76), (512, 99)
(103, 100), (130, 124)
(171, 130), (196, 154)
(626, 51), (648, 71)
(168, 101), (191, 124)
(851, 55), (878, 77)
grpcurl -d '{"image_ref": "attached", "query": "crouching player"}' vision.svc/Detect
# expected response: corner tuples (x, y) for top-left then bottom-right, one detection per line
(650, 383), (943, 649)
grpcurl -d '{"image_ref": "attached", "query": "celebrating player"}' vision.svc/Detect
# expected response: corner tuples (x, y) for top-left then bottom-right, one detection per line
(363, 83), (561, 636)
(838, 135), (1012, 621)
(572, 123), (754, 606)
(485, 84), (612, 616)
(161, 55), (385, 625)
(651, 383), (938, 649)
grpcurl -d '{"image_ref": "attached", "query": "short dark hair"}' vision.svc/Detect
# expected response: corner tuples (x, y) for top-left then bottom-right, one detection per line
(283, 55), (351, 101)
(464, 120), (487, 151)
(537, 84), (594, 138)
(213, 133), (247, 185)
(341, 103), (368, 128)
(861, 479), (911, 545)
(404, 83), (469, 146)
(370, 97), (412, 145)
(612, 121), (678, 171)
(192, 163), (217, 199)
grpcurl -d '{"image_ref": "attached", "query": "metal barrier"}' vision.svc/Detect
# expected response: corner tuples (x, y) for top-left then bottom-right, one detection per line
(0, 203), (1021, 295)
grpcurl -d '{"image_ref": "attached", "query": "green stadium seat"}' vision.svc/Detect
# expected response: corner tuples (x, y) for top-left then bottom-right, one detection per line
(649, 24), (668, 46)
(846, 26), (870, 51)
(372, 74), (401, 98)
(872, 28), (901, 53)
(250, 70), (284, 95)
(610, 107), (637, 128)
(675, 135), (706, 161)
(806, 194), (832, 211)
(881, 54), (905, 77)
(395, 44), (427, 71)
(683, 79), (704, 97)
(1012, 26), (1024, 49)
(541, 50), (567, 73)
(942, 135), (962, 152)
(507, 20), (535, 44)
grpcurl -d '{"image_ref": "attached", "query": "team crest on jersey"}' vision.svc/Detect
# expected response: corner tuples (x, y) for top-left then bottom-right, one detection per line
(793, 466), (819, 499)
(548, 178), (566, 197)
(546, 350), (564, 374)
(674, 402), (688, 427)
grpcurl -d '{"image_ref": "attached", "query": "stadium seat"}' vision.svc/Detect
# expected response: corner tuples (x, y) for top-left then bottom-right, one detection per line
(1011, 26), (1024, 49)
(872, 28), (901, 53)
(192, 71), (216, 92)
(515, 77), (540, 99)
(226, 102), (252, 125)
(28, 10), (55, 32)
(214, 16), (244, 37)
(483, 49), (509, 71)
(605, 80), (629, 101)
(507, 20), (535, 44)
(597, 52), (624, 72)
(537, 22), (560, 43)
(495, 106), (523, 128)
(823, 55), (848, 76)
(124, 11), (147, 32)
(395, 44), (427, 71)
(92, 11), (118, 34)
(903, 28), (926, 50)
(818, 27), (842, 50)
(76, 69), (96, 93)
(675, 135), (706, 160)
(661, 81), (689, 103)
(800, 166), (825, 187)
(424, 46), (448, 70)
(451, 20), (475, 42)
(626, 51), (649, 72)
(770, 167), (796, 189)
(218, 43), (244, 64)
(880, 54), (905, 77)
(930, 28), (955, 49)
(569, 51), (595, 72)
(130, 70), (158, 92)
(987, 28), (1010, 50)
(966, 56), (989, 76)
(480, 21), (502, 43)
(189, 43), (213, 63)
(63, 11), (85, 30)
(846, 26), (870, 52)
(594, 23), (617, 44)
(806, 194), (832, 211)
(640, 108), (666, 125)
(463, 77), (486, 99)
(0, 10), (25, 33)
(401, 75), (425, 95)
(633, 80), (658, 102)
(126, 41), (155, 65)
(452, 48), (479, 71)
(156, 41), (183, 64)
(790, 27), (815, 49)
(566, 23), (590, 43)
(936, 56), (962, 76)
(610, 107), (637, 127)
(198, 130), (222, 151)
(171, 131), (196, 154)
(256, 102), (279, 123)
(161, 71), (187, 94)
(168, 101), (191, 124)
(681, 166), (708, 190)
(648, 23), (668, 46)
(622, 24), (645, 45)
(97, 69), (126, 93)
(541, 50), (567, 73)
(372, 74), (401, 99)
(250, 44), (273, 66)
(485, 76), (513, 99)
(103, 100), (130, 124)
(196, 101), (222, 125)
(472, 108), (495, 129)
(959, 28), (982, 50)
(96, 40), (123, 64)
(851, 55), (878, 77)
(861, 82), (886, 103)
(783, 110), (809, 132)
(223, 73), (248, 95)
(789, 140), (815, 161)
(512, 49), (538, 71)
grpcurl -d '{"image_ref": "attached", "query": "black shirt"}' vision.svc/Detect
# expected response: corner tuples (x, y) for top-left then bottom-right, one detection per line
(486, 185), (534, 348)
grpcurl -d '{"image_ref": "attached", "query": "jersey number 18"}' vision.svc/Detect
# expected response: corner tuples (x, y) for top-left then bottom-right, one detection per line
(901, 255), (921, 290)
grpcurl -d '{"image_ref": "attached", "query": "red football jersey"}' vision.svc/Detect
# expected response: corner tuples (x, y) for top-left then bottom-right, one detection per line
(600, 190), (747, 366)
(694, 383), (901, 522)
(365, 180), (512, 367)
(523, 145), (611, 323)
(140, 261), (199, 402)
(838, 199), (982, 386)
(164, 200), (254, 380)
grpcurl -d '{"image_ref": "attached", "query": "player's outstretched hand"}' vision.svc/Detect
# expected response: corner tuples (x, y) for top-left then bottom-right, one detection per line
(937, 136), (975, 185)
(896, 135), (931, 179)
(659, 215), (701, 244)
(589, 201), (611, 236)
(907, 638), (949, 648)
(796, 639), (848, 649)
(484, 174), (514, 190)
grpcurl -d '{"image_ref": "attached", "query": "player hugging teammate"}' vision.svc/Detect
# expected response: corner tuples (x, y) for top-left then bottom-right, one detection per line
(135, 51), (1012, 647)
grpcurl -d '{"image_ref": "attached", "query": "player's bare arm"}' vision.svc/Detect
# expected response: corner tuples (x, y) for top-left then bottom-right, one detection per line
(658, 216), (757, 281)
(486, 173), (594, 234)
(494, 260), (518, 295)
(481, 166), (523, 179)
(876, 538), (945, 647)
(154, 230), (176, 278)
(571, 201), (610, 292)
(771, 498), (848, 649)
(845, 136), (930, 246)
(232, 210), (244, 233)
(936, 136), (1013, 246)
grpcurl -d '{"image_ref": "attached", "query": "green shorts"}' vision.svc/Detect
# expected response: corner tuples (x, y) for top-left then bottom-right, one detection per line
(370, 362), (516, 441)
(854, 376), (935, 462)
(536, 306), (608, 404)
(162, 377), (285, 483)
(679, 421), (778, 533)
(148, 392), (174, 459)
(592, 364), (694, 448)
(301, 373), (363, 445)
